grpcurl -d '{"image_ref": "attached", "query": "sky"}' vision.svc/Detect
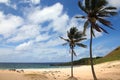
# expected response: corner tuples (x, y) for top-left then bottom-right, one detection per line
(0, 0), (120, 62)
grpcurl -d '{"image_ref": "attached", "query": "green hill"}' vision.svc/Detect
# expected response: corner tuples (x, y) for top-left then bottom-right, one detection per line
(57, 46), (120, 66)
(94, 46), (120, 64)
(57, 57), (102, 66)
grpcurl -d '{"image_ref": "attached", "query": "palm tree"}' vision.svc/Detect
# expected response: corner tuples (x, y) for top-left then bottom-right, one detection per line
(60, 27), (87, 78)
(75, 0), (117, 80)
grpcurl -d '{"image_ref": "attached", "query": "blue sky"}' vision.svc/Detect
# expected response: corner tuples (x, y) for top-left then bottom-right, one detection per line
(0, 0), (120, 62)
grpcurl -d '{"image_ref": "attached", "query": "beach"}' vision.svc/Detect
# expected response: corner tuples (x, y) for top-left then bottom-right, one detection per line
(0, 61), (120, 80)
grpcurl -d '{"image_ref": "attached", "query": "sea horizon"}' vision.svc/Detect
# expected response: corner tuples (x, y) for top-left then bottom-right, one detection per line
(0, 62), (69, 69)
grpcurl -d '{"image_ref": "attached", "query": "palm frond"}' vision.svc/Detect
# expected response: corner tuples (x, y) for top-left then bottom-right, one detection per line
(59, 36), (69, 42)
(74, 31), (83, 39)
(85, 0), (90, 11)
(97, 18), (114, 29)
(97, 14), (110, 17)
(78, 0), (88, 13)
(91, 0), (96, 10)
(69, 49), (71, 54)
(83, 20), (89, 35)
(69, 49), (77, 56)
(62, 42), (68, 46)
(75, 16), (86, 19)
(68, 27), (81, 40)
(96, 0), (108, 8)
(74, 38), (87, 42)
(99, 26), (109, 34)
(67, 31), (72, 39)
(99, 11), (117, 16)
(76, 43), (87, 48)
(104, 7), (117, 10)
(91, 28), (95, 37)
(94, 6), (104, 13)
(92, 23), (109, 34)
(73, 50), (77, 56)
(93, 23), (102, 32)
(70, 27), (78, 35)
(108, 12), (118, 16)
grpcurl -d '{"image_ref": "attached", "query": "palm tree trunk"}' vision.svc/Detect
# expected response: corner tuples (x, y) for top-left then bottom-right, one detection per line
(90, 26), (97, 80)
(71, 49), (74, 77)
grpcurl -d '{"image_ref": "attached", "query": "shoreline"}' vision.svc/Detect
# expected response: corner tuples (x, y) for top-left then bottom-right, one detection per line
(0, 60), (120, 80)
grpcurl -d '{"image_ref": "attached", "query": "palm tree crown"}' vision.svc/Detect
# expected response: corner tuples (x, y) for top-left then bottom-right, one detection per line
(76, 0), (117, 36)
(60, 27), (87, 56)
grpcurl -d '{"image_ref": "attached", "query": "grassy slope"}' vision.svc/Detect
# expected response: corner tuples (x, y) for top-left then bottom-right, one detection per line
(57, 46), (120, 66)
(94, 46), (120, 64)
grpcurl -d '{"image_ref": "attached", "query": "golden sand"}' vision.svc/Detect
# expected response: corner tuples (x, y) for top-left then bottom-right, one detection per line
(0, 60), (120, 80)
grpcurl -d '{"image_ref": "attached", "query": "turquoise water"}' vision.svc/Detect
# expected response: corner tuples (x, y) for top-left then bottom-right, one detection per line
(0, 63), (68, 69)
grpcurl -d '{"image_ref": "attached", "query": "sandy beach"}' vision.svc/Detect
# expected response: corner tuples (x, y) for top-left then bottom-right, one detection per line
(0, 61), (120, 80)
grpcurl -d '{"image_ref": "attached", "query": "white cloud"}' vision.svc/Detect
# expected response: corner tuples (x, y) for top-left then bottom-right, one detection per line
(31, 0), (40, 5)
(20, 0), (40, 5)
(27, 3), (63, 24)
(5, 2), (69, 53)
(0, 0), (9, 4)
(0, 0), (18, 10)
(10, 3), (17, 10)
(45, 38), (63, 47)
(0, 12), (23, 38)
(0, 1), (106, 62)
(35, 33), (50, 42)
(15, 41), (33, 51)
(108, 0), (120, 9)
(7, 24), (40, 42)
(49, 14), (69, 33)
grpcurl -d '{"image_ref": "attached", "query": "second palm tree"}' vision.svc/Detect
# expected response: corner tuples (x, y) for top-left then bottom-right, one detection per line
(60, 27), (87, 78)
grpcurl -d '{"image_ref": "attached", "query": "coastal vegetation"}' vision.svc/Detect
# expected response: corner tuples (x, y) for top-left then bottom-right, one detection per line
(57, 46), (120, 66)
(95, 46), (120, 64)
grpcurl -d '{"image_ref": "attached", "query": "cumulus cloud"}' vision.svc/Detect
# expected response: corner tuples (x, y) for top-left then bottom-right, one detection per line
(35, 33), (50, 42)
(7, 24), (40, 42)
(20, 0), (40, 5)
(50, 14), (69, 33)
(0, 11), (23, 38)
(0, 1), (105, 62)
(15, 41), (33, 51)
(0, 0), (9, 4)
(27, 3), (64, 24)
(31, 0), (40, 5)
(6, 3), (68, 51)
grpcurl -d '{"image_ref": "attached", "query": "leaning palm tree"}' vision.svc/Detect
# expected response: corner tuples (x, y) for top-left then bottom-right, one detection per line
(60, 27), (87, 78)
(75, 0), (117, 80)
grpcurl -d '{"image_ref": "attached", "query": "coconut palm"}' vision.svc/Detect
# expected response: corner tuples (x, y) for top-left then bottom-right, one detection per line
(60, 27), (87, 78)
(75, 0), (117, 80)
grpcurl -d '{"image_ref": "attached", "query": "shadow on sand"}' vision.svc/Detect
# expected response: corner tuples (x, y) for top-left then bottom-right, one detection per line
(66, 76), (78, 80)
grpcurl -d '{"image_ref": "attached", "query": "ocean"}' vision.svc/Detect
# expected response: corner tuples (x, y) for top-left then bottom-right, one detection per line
(0, 63), (67, 69)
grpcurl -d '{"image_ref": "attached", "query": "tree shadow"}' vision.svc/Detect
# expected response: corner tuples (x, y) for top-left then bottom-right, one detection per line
(65, 76), (78, 80)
